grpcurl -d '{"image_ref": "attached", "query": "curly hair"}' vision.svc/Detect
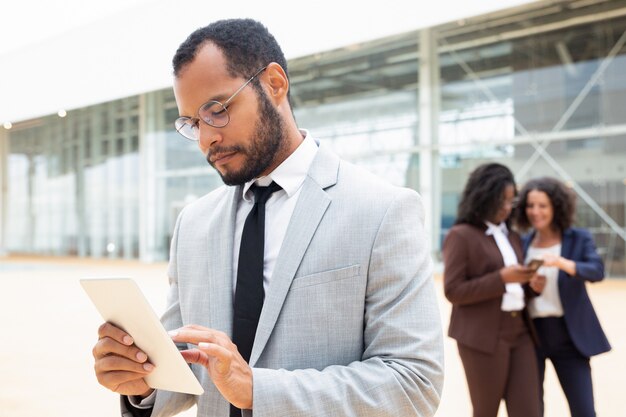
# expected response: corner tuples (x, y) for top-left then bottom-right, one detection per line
(172, 19), (290, 102)
(455, 163), (516, 227)
(515, 177), (576, 232)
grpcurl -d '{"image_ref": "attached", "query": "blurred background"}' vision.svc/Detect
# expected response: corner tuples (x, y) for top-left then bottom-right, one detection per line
(1, 0), (625, 415)
(1, 0), (625, 274)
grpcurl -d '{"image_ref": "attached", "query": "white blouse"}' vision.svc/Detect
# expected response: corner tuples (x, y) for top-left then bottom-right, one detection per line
(485, 221), (525, 311)
(526, 244), (564, 318)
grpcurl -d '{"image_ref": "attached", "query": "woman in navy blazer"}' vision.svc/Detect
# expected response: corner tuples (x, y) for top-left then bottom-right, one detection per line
(515, 177), (611, 417)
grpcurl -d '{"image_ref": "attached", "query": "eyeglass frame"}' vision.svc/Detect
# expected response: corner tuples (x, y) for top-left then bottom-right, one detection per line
(174, 65), (268, 141)
(498, 194), (518, 214)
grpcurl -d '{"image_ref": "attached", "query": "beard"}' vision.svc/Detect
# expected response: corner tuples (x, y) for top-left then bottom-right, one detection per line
(208, 89), (286, 186)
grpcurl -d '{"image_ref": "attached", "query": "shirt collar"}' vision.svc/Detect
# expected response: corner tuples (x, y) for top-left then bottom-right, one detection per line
(242, 129), (318, 202)
(485, 221), (509, 236)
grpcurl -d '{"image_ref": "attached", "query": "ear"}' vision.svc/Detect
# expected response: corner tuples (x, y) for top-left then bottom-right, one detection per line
(262, 62), (289, 105)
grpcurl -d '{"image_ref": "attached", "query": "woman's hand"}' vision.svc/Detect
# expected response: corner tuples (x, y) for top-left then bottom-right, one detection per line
(500, 265), (535, 283)
(542, 253), (577, 275)
(529, 274), (546, 294)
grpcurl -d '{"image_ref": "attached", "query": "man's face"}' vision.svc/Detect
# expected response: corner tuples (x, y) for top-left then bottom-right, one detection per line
(173, 43), (286, 185)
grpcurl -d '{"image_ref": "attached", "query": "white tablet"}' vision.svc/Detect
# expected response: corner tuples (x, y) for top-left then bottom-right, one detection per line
(80, 278), (204, 395)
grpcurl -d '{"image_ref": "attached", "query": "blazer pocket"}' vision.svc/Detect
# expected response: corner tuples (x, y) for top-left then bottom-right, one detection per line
(290, 264), (361, 290)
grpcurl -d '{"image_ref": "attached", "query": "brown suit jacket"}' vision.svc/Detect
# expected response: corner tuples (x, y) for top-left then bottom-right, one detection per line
(442, 223), (536, 354)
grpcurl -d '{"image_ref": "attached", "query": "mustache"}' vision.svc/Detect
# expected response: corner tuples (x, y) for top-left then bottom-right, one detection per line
(206, 145), (245, 164)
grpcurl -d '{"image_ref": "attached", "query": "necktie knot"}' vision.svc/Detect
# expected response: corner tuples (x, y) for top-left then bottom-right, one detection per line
(251, 181), (282, 205)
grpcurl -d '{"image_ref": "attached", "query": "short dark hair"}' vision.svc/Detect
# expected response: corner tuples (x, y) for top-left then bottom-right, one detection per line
(455, 163), (516, 227)
(515, 177), (576, 232)
(172, 19), (290, 101)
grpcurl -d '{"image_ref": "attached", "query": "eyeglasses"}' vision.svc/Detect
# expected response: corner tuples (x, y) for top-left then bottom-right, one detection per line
(502, 196), (518, 209)
(174, 66), (267, 141)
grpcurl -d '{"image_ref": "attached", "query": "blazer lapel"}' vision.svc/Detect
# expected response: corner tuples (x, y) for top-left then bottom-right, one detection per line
(521, 231), (534, 254)
(249, 144), (339, 366)
(558, 228), (574, 285)
(205, 185), (240, 335)
(560, 229), (574, 259)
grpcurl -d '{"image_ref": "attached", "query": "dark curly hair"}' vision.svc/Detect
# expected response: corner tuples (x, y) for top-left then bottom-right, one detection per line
(172, 18), (291, 103)
(455, 163), (516, 227)
(515, 177), (576, 232)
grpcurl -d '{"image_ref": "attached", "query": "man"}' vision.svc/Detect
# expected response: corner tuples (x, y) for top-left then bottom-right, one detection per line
(93, 18), (443, 417)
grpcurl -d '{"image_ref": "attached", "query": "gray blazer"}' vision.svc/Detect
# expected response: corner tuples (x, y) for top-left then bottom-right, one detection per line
(124, 143), (444, 417)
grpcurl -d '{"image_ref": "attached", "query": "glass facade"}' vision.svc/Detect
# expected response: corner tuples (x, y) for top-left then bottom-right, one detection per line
(4, 98), (141, 258)
(436, 4), (626, 276)
(1, 0), (625, 276)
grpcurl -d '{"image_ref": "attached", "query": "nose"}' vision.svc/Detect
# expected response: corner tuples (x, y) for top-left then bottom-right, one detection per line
(527, 207), (541, 220)
(198, 123), (222, 149)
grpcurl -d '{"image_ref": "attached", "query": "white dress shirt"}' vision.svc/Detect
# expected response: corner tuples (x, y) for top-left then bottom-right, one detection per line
(130, 130), (318, 409)
(485, 221), (525, 311)
(526, 244), (564, 318)
(233, 131), (318, 296)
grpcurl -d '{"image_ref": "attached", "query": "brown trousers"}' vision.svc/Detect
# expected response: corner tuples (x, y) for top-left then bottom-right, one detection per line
(457, 311), (541, 417)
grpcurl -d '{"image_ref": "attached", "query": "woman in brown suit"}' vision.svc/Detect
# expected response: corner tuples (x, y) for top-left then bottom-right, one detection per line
(443, 163), (544, 417)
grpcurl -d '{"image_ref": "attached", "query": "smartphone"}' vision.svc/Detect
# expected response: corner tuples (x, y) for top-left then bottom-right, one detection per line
(526, 258), (544, 273)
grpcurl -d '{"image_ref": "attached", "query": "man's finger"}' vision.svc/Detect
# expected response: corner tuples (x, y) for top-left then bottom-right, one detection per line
(181, 344), (233, 374)
(180, 348), (211, 368)
(95, 355), (154, 374)
(93, 336), (148, 362)
(170, 327), (232, 348)
(97, 370), (150, 393)
(98, 322), (134, 346)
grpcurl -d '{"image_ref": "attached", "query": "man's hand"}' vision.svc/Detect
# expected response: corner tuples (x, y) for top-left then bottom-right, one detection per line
(93, 322), (155, 397)
(170, 325), (253, 409)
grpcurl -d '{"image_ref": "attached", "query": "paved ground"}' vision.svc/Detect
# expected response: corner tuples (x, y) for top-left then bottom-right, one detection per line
(1, 255), (624, 417)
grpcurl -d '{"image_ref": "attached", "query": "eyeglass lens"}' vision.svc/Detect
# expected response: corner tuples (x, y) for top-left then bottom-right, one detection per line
(199, 101), (229, 128)
(175, 119), (198, 140)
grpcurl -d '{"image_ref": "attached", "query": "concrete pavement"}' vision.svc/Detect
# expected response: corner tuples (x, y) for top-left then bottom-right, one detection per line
(1, 255), (623, 416)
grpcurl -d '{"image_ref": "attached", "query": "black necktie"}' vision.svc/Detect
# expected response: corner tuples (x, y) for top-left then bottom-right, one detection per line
(230, 181), (281, 417)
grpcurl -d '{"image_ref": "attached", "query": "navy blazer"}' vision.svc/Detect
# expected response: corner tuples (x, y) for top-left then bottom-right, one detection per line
(522, 227), (611, 357)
